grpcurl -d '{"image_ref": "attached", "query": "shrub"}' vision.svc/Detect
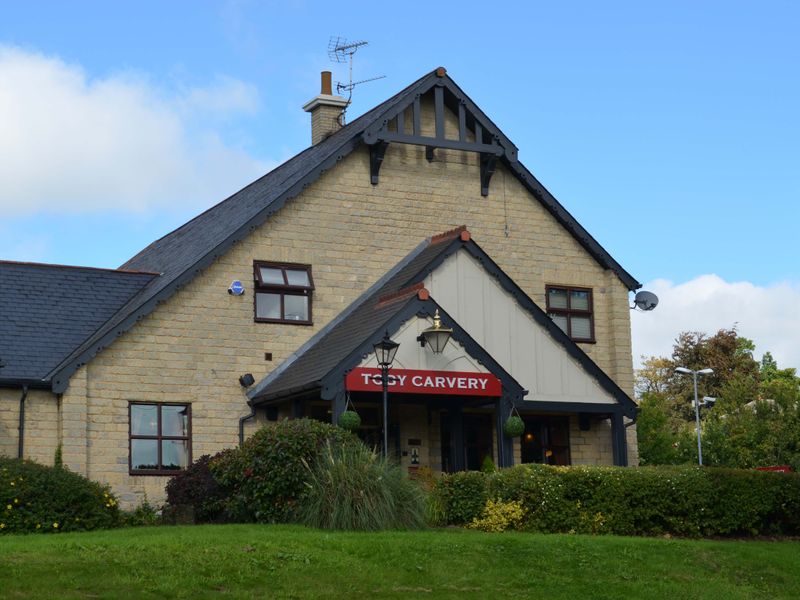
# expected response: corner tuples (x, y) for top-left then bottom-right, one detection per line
(434, 470), (488, 525)
(299, 442), (426, 530)
(433, 464), (800, 537)
(0, 457), (119, 534)
(210, 418), (359, 523)
(468, 499), (525, 532)
(165, 454), (230, 523)
(119, 497), (161, 528)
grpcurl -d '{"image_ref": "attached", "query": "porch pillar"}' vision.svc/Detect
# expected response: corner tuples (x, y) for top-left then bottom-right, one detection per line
(448, 405), (465, 472)
(291, 398), (305, 419)
(331, 390), (346, 425)
(611, 411), (628, 466)
(495, 395), (515, 468)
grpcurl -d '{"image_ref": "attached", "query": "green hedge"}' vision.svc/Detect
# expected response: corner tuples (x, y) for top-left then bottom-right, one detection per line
(433, 464), (800, 537)
(1, 457), (120, 534)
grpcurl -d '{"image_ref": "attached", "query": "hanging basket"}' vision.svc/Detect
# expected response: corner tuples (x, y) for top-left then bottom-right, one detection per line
(338, 410), (362, 431)
(503, 415), (525, 438)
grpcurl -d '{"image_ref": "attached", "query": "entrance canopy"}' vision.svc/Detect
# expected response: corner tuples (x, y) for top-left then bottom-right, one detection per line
(248, 226), (636, 421)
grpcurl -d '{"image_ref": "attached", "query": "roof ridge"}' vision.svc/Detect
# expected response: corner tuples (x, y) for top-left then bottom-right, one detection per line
(430, 225), (470, 245)
(377, 282), (428, 305)
(0, 260), (160, 276)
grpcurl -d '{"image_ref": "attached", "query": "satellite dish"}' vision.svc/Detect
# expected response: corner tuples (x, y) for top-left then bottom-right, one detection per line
(632, 290), (659, 311)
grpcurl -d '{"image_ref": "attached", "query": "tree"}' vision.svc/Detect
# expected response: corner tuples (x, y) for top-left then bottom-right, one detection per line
(635, 327), (800, 469)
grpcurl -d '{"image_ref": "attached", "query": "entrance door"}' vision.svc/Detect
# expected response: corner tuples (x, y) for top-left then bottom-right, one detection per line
(439, 410), (494, 472)
(463, 413), (493, 471)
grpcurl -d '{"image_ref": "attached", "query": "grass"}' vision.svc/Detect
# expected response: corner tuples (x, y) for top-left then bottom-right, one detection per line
(1, 525), (799, 599)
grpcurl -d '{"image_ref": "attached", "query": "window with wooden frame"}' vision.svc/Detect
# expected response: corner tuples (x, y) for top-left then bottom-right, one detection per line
(129, 402), (191, 475)
(253, 262), (314, 324)
(546, 285), (595, 342)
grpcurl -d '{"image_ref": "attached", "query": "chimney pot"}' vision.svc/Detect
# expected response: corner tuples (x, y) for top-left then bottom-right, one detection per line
(321, 71), (333, 95)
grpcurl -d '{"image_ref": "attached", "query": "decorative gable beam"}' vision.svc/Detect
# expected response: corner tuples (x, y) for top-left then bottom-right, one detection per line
(361, 69), (514, 195)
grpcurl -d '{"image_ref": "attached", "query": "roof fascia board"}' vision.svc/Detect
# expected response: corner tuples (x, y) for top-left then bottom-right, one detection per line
(0, 378), (51, 390)
(507, 160), (641, 290)
(512, 399), (627, 416)
(48, 138), (365, 393)
(458, 240), (638, 415)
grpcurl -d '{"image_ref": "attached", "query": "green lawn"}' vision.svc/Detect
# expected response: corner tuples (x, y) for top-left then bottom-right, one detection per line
(1, 525), (798, 599)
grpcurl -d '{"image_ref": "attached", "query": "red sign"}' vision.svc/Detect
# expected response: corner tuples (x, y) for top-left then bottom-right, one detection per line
(346, 368), (502, 397)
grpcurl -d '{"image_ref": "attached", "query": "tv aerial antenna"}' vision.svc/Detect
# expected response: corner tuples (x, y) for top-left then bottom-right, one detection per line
(328, 37), (385, 121)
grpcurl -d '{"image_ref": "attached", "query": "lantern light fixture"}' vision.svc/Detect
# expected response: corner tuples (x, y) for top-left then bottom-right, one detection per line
(373, 332), (400, 367)
(417, 309), (453, 354)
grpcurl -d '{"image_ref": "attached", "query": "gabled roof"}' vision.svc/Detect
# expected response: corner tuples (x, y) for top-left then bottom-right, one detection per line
(0, 261), (156, 386)
(42, 67), (639, 392)
(249, 228), (637, 418)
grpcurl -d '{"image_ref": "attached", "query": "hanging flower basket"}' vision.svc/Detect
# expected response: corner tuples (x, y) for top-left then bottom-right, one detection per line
(503, 415), (525, 438)
(338, 410), (362, 431)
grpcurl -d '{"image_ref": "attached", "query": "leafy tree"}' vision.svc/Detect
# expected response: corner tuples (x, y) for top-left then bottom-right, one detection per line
(635, 327), (800, 469)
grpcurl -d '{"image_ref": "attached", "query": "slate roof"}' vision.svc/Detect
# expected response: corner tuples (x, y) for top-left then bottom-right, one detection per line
(248, 228), (637, 418)
(4, 67), (640, 392)
(0, 262), (156, 385)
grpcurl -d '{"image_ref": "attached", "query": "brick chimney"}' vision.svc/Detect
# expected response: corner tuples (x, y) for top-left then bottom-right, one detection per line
(302, 71), (349, 145)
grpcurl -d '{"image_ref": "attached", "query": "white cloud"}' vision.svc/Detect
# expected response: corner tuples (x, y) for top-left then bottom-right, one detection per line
(631, 275), (800, 371)
(0, 46), (272, 215)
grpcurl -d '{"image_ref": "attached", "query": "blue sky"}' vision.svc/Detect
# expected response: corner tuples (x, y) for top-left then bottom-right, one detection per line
(1, 1), (798, 368)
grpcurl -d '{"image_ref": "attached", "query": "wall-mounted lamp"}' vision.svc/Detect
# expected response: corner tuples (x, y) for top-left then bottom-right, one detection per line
(416, 309), (453, 354)
(239, 373), (255, 387)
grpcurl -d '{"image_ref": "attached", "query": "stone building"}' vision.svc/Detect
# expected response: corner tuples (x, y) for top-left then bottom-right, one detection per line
(0, 67), (641, 505)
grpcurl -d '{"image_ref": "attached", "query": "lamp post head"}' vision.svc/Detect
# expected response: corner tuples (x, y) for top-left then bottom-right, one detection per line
(698, 368), (714, 375)
(373, 331), (399, 367)
(675, 367), (692, 375)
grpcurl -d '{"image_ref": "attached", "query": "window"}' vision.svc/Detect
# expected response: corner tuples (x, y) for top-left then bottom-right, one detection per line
(129, 403), (191, 474)
(546, 285), (594, 342)
(520, 416), (571, 465)
(253, 262), (314, 324)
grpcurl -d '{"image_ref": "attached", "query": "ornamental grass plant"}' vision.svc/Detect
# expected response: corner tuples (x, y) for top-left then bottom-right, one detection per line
(299, 442), (427, 531)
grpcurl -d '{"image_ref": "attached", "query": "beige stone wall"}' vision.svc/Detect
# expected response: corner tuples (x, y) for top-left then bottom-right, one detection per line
(0, 389), (21, 458)
(14, 94), (636, 506)
(0, 389), (60, 465)
(569, 416), (614, 466)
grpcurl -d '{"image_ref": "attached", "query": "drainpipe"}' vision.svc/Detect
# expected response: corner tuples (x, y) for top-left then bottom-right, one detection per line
(238, 406), (256, 446)
(18, 385), (29, 459)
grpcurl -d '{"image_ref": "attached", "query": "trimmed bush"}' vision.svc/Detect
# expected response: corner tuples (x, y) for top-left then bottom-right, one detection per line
(0, 457), (119, 534)
(433, 470), (488, 525)
(338, 411), (361, 431)
(503, 416), (525, 438)
(299, 442), (427, 530)
(209, 418), (359, 523)
(435, 464), (800, 538)
(165, 454), (230, 523)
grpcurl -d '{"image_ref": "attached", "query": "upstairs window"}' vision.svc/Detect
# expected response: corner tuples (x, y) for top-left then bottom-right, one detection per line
(254, 262), (314, 324)
(129, 402), (191, 474)
(546, 285), (594, 342)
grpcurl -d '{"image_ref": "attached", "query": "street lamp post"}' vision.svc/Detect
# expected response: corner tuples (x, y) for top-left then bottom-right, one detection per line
(675, 367), (714, 465)
(373, 332), (399, 459)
